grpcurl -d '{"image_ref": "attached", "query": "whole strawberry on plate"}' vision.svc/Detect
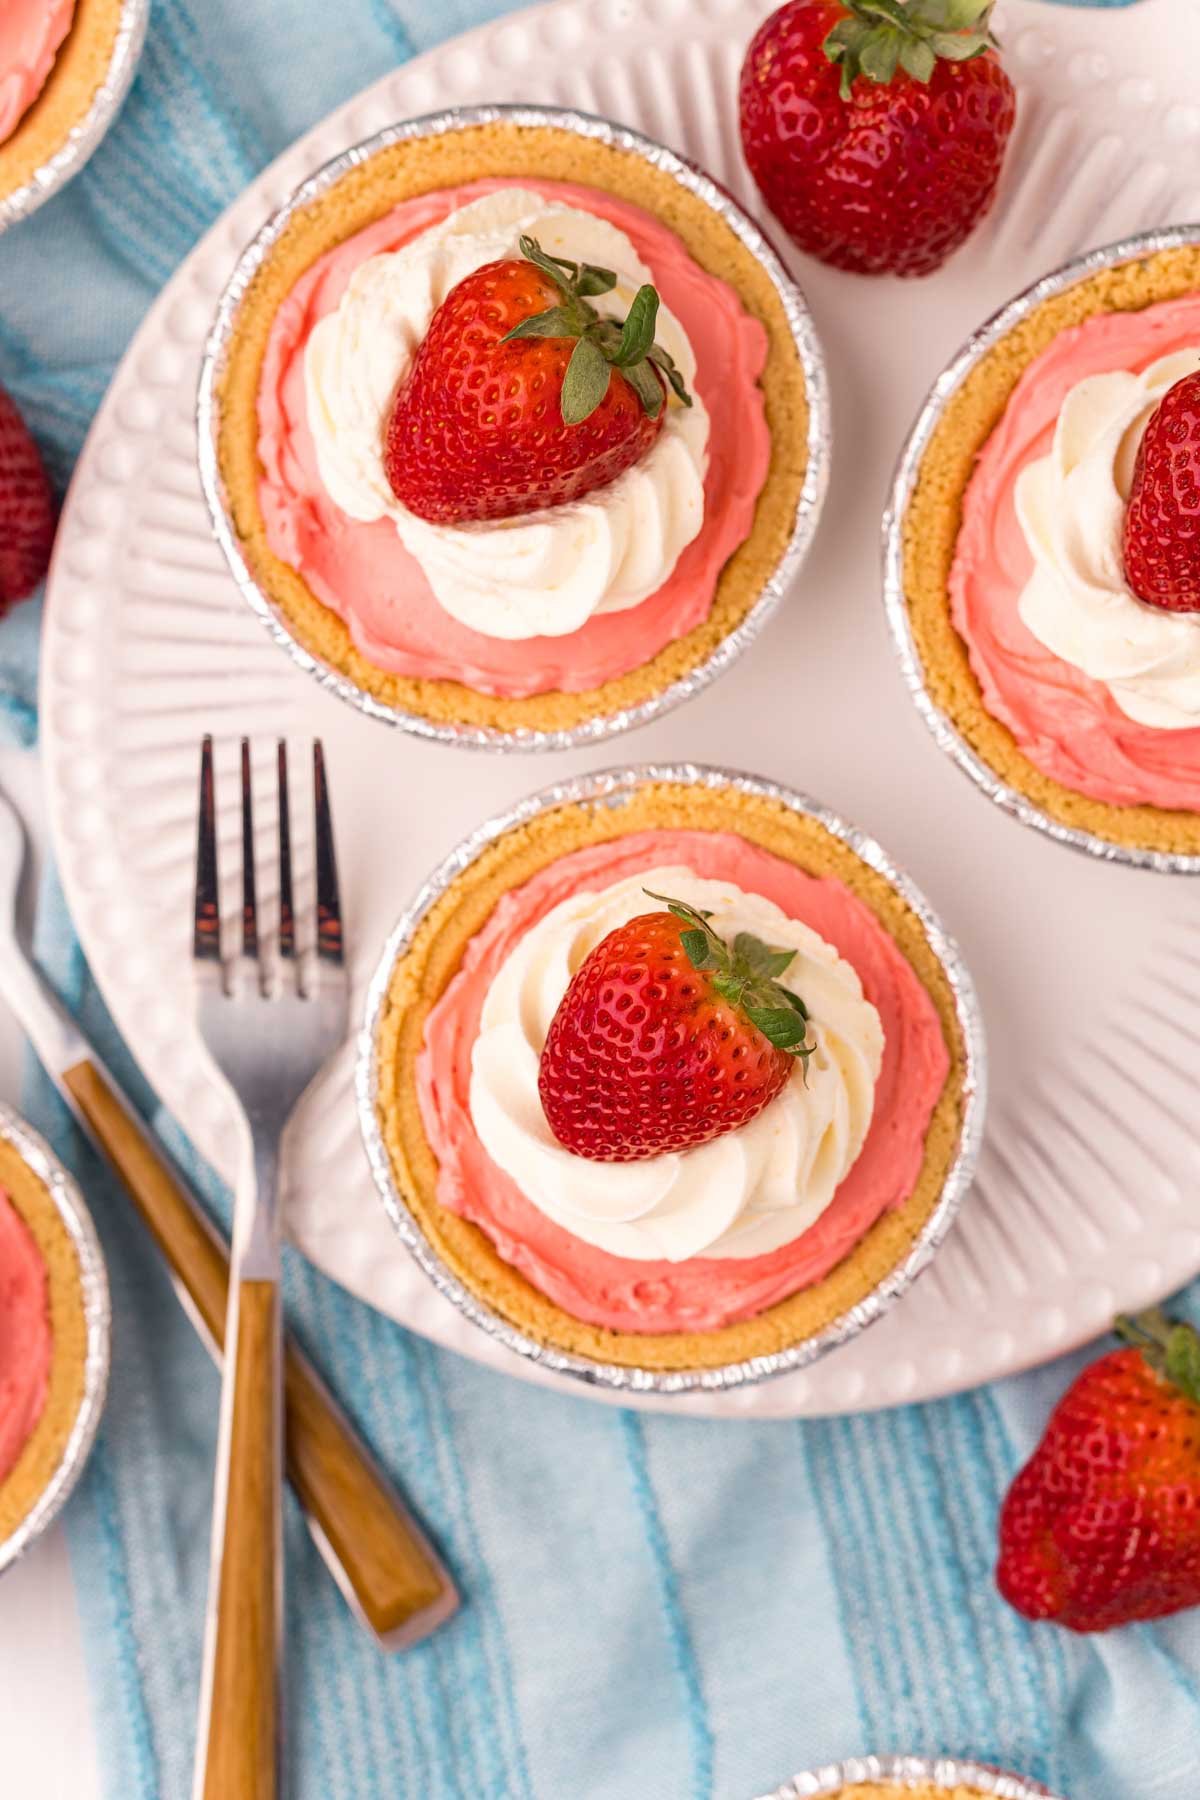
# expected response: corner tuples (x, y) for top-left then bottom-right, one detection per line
(538, 891), (814, 1163)
(384, 235), (692, 525)
(0, 386), (55, 615)
(997, 1310), (1200, 1632)
(1122, 369), (1200, 612)
(739, 0), (1017, 277)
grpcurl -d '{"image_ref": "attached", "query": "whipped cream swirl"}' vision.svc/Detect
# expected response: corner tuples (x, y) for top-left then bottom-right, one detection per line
(1016, 349), (1200, 730)
(305, 189), (708, 643)
(468, 867), (884, 1264)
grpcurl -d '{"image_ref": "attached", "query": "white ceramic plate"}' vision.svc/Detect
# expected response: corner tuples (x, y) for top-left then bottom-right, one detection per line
(40, 0), (1200, 1418)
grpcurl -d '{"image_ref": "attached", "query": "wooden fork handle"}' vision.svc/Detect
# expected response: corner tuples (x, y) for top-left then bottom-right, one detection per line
(202, 1279), (282, 1800)
(62, 1059), (455, 1641)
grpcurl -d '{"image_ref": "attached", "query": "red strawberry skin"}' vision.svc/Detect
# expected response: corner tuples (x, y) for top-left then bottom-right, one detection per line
(0, 387), (55, 613)
(738, 0), (1016, 278)
(384, 259), (664, 525)
(1122, 371), (1200, 612)
(538, 911), (794, 1163)
(997, 1347), (1200, 1632)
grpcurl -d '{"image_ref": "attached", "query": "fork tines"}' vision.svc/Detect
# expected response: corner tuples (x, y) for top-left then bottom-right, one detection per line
(277, 741), (295, 963)
(313, 742), (343, 969)
(194, 736), (343, 978)
(193, 737), (221, 965)
(239, 739), (259, 962)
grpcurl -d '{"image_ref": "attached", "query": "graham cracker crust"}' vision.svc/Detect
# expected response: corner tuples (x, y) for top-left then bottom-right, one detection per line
(0, 0), (127, 201)
(832, 1788), (1000, 1799)
(901, 245), (1200, 859)
(215, 120), (810, 736)
(375, 781), (966, 1373)
(0, 1137), (88, 1544)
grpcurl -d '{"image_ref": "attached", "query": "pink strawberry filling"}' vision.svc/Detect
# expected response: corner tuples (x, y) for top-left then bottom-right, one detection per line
(948, 295), (1200, 811)
(256, 178), (772, 699)
(0, 1188), (51, 1486)
(0, 0), (74, 145)
(415, 830), (950, 1334)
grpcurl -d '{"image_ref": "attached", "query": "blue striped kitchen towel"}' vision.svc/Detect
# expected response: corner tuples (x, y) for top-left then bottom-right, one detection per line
(3, 2), (1199, 1796)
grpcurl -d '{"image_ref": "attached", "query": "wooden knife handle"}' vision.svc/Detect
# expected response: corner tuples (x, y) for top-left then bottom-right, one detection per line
(202, 1279), (282, 1800)
(62, 1058), (454, 1641)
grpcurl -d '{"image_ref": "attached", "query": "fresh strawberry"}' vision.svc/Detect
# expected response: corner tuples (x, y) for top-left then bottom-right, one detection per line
(738, 0), (1016, 278)
(0, 386), (55, 613)
(538, 891), (814, 1163)
(1122, 371), (1200, 612)
(384, 235), (692, 525)
(997, 1311), (1200, 1633)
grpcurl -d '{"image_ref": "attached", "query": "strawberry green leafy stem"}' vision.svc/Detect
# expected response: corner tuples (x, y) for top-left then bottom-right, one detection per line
(823, 0), (1000, 102)
(500, 236), (694, 427)
(643, 890), (815, 1067)
(1115, 1310), (1200, 1407)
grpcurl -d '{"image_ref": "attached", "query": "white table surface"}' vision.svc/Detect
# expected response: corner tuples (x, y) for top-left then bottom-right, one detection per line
(0, 745), (102, 1800)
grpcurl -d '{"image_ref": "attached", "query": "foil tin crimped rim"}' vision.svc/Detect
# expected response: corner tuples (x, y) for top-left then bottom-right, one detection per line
(0, 0), (149, 231)
(757, 1753), (1063, 1800)
(356, 763), (987, 1396)
(0, 1105), (110, 1577)
(881, 221), (1200, 877)
(196, 102), (831, 754)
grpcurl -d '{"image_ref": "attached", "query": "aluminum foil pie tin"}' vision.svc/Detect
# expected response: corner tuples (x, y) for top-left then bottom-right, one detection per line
(0, 0), (149, 232)
(357, 763), (986, 1395)
(197, 102), (831, 753)
(882, 223), (1200, 877)
(757, 1754), (1062, 1800)
(0, 1105), (110, 1577)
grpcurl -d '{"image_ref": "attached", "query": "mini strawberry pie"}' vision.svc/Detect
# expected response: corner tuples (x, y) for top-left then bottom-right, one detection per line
(209, 117), (815, 742)
(0, 0), (127, 213)
(895, 238), (1200, 861)
(369, 775), (975, 1376)
(0, 1123), (93, 1552)
(814, 1778), (1053, 1800)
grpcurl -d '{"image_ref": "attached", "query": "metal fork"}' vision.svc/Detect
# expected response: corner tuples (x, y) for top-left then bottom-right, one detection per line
(191, 736), (349, 1800)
